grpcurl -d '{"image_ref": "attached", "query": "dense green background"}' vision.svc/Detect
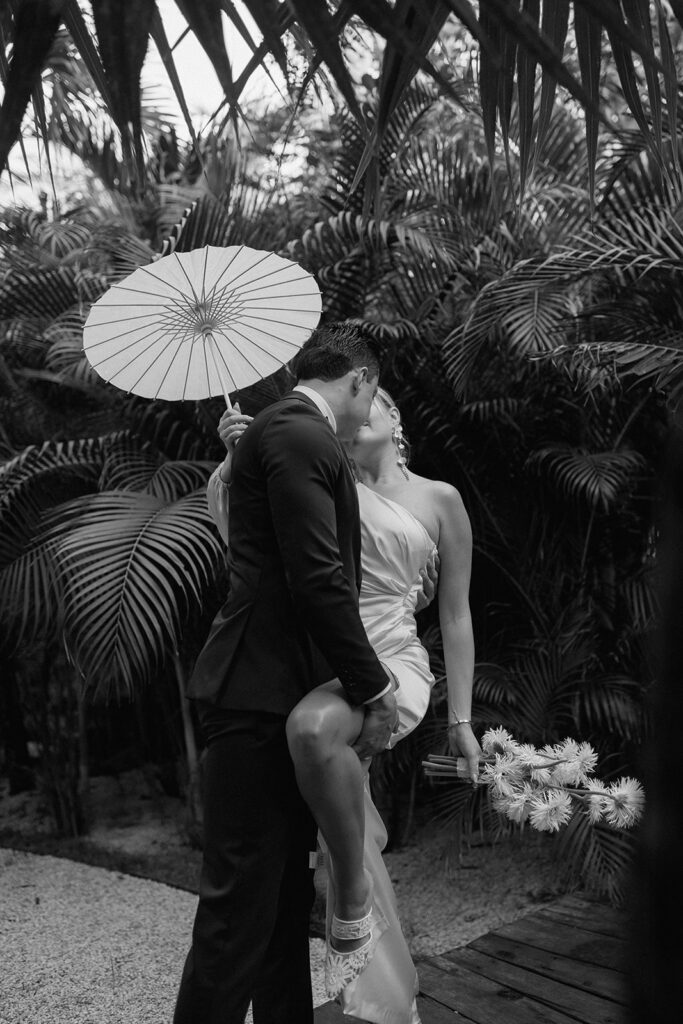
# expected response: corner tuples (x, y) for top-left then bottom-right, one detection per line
(2, 8), (681, 907)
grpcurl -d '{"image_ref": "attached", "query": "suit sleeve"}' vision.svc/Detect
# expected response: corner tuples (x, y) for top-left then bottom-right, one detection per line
(260, 410), (389, 704)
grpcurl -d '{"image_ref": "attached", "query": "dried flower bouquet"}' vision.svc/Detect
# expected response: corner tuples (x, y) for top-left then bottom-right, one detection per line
(423, 727), (645, 832)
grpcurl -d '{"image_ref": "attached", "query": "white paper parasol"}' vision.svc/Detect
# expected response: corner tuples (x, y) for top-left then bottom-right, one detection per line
(83, 245), (322, 405)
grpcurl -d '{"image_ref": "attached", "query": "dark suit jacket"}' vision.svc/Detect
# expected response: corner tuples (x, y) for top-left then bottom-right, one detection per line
(188, 391), (389, 714)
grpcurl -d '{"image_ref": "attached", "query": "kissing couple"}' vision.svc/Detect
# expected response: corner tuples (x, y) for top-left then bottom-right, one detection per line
(173, 321), (481, 1024)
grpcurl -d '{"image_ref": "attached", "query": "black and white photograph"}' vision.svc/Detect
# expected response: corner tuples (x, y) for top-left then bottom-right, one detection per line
(0, 3), (680, 1023)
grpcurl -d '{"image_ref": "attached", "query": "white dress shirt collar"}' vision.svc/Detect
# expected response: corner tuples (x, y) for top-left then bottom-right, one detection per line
(292, 385), (337, 434)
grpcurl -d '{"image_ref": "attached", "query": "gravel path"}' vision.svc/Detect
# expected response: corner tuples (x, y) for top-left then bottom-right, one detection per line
(0, 826), (561, 1024)
(0, 848), (326, 1024)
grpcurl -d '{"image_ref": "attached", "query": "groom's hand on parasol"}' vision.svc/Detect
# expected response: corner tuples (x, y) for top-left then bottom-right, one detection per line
(218, 403), (253, 453)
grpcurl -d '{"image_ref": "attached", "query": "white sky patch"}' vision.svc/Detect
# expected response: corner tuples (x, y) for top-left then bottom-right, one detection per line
(1, 0), (284, 207)
(144, 0), (284, 127)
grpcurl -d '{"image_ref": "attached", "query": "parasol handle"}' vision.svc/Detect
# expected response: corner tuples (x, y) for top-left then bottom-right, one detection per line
(205, 330), (233, 409)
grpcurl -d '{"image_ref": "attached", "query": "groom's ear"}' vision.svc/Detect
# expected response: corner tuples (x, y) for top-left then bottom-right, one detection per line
(351, 366), (369, 393)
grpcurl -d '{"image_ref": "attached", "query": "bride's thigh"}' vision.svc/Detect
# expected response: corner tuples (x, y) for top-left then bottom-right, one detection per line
(286, 679), (365, 752)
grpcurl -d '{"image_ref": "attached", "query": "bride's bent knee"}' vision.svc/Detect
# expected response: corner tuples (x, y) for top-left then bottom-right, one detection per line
(286, 703), (335, 762)
(286, 695), (356, 763)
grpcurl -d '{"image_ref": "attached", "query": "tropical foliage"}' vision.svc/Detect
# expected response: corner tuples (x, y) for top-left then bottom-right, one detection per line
(0, 9), (677, 904)
(1, 1), (683, 203)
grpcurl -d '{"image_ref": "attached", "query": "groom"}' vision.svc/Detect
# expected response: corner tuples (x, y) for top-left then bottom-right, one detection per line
(174, 322), (398, 1024)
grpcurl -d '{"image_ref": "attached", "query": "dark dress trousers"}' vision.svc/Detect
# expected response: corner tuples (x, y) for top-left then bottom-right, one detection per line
(174, 392), (389, 1024)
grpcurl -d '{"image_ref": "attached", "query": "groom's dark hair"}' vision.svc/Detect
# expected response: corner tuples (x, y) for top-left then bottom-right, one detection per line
(294, 321), (382, 382)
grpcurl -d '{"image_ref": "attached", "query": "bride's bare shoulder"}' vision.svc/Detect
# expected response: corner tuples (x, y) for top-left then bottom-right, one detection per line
(411, 475), (471, 544)
(411, 473), (464, 507)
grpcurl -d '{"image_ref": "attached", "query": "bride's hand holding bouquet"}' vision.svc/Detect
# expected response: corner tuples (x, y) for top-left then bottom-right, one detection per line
(425, 726), (644, 833)
(447, 720), (482, 785)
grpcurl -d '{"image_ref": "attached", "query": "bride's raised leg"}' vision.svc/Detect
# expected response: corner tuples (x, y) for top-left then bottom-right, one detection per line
(286, 680), (369, 946)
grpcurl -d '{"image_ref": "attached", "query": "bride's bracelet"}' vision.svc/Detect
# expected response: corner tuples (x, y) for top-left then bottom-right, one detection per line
(448, 718), (471, 727)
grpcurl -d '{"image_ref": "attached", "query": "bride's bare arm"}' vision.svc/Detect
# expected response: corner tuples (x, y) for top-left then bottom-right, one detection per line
(433, 483), (482, 782)
(216, 404), (252, 483)
(208, 405), (254, 545)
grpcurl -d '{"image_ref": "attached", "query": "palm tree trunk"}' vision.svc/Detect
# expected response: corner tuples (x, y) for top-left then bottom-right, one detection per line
(76, 677), (90, 833)
(172, 653), (203, 838)
(0, 659), (34, 793)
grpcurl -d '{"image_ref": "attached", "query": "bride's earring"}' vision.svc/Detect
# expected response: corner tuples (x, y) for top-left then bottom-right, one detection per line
(392, 424), (409, 479)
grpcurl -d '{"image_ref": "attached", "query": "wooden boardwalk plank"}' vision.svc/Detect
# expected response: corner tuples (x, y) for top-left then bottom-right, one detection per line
(468, 931), (627, 1004)
(413, 995), (471, 1022)
(414, 995), (472, 1021)
(315, 992), (465, 1022)
(556, 894), (623, 922)
(315, 894), (628, 1024)
(492, 914), (628, 972)
(536, 906), (626, 941)
(443, 947), (625, 1024)
(417, 956), (580, 1024)
(313, 1002), (352, 1023)
(535, 895), (628, 940)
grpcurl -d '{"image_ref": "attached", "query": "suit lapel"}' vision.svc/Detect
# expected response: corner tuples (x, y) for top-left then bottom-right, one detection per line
(281, 389), (357, 490)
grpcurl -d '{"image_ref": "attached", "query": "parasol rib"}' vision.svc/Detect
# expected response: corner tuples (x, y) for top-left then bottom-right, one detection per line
(83, 244), (321, 403)
(203, 244), (245, 298)
(232, 270), (313, 294)
(216, 323), (300, 369)
(123, 331), (191, 396)
(205, 247), (271, 300)
(153, 334), (195, 401)
(219, 319), (313, 354)
(235, 311), (325, 326)
(212, 330), (268, 381)
(124, 269), (199, 301)
(174, 253), (203, 306)
(223, 266), (310, 296)
(201, 330), (211, 402)
(93, 325), (169, 366)
(206, 332), (234, 407)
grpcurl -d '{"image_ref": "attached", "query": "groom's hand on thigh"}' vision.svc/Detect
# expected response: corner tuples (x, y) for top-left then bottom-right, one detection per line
(351, 689), (398, 760)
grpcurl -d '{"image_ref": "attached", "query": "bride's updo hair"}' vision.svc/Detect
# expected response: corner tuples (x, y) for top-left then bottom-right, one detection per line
(375, 387), (411, 467)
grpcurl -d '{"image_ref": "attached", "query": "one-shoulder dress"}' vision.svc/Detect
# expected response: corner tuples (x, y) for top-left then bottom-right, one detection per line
(206, 472), (438, 1023)
(324, 482), (437, 1024)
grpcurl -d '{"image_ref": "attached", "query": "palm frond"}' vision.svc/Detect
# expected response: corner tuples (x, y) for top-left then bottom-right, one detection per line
(621, 573), (658, 632)
(0, 518), (62, 651)
(0, 265), (79, 321)
(578, 675), (645, 745)
(0, 436), (112, 518)
(550, 340), (683, 401)
(289, 209), (456, 271)
(43, 309), (102, 388)
(526, 445), (647, 511)
(124, 399), (220, 462)
(49, 490), (224, 701)
(555, 204), (683, 273)
(319, 80), (442, 215)
(459, 397), (523, 423)
(0, 436), (112, 649)
(85, 224), (154, 281)
(442, 259), (578, 396)
(556, 810), (636, 906)
(500, 287), (573, 355)
(99, 436), (215, 500)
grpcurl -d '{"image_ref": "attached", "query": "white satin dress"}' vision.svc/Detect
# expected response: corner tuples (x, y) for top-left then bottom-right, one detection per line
(325, 482), (437, 1024)
(206, 472), (438, 1024)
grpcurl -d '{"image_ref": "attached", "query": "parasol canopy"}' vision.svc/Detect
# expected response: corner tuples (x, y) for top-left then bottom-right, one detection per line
(83, 245), (322, 405)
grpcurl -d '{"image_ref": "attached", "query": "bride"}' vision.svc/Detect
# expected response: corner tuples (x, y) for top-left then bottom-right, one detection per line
(209, 388), (481, 1024)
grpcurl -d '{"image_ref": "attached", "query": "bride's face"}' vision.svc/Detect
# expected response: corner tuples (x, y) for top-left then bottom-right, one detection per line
(349, 397), (399, 463)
